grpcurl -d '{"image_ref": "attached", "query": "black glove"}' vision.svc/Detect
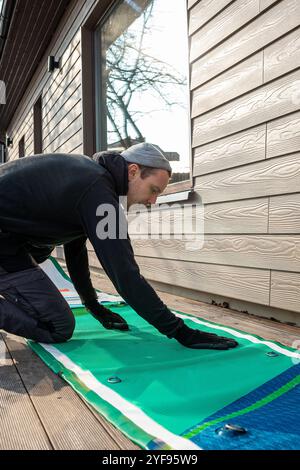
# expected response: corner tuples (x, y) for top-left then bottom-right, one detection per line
(173, 323), (238, 350)
(84, 299), (129, 331)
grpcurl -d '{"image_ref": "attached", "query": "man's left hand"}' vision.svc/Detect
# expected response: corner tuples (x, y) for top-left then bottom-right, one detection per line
(85, 299), (129, 331)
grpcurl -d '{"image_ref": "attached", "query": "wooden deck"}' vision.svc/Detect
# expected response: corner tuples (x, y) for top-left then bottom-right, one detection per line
(1, 262), (299, 450)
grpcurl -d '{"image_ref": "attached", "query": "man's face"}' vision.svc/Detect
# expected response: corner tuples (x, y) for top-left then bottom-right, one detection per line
(126, 164), (170, 209)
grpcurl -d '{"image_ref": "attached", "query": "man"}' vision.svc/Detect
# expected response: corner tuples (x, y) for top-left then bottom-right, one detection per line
(0, 142), (238, 350)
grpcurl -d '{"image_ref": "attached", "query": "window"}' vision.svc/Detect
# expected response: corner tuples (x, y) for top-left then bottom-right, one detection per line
(18, 135), (25, 158)
(33, 95), (43, 154)
(95, 0), (190, 184)
(0, 140), (5, 163)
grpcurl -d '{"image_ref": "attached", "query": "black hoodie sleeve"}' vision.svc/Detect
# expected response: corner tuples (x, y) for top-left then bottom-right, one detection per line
(76, 180), (184, 338)
(64, 236), (98, 304)
(26, 243), (55, 264)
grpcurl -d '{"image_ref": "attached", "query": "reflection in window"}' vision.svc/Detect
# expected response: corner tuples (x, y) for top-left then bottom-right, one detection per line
(96, 0), (190, 182)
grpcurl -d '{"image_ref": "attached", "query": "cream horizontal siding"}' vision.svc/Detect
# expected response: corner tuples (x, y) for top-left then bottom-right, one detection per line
(264, 28), (300, 82)
(270, 271), (300, 312)
(41, 30), (82, 155)
(269, 194), (300, 233)
(203, 198), (269, 234)
(25, 131), (33, 149)
(86, 243), (270, 305)
(193, 113), (300, 208)
(25, 139), (34, 156)
(132, 236), (300, 272)
(260, 0), (280, 11)
(192, 69), (300, 147)
(193, 124), (266, 176)
(42, 40), (81, 113)
(43, 101), (82, 151)
(266, 111), (300, 158)
(68, 143), (84, 154)
(127, 205), (202, 235)
(127, 198), (269, 235)
(51, 123), (83, 154)
(43, 78), (81, 136)
(187, 0), (199, 9)
(189, 0), (233, 35)
(190, 0), (260, 62)
(191, 52), (264, 118)
(188, 0), (300, 318)
(195, 153), (300, 204)
(134, 256), (270, 305)
(190, 0), (300, 88)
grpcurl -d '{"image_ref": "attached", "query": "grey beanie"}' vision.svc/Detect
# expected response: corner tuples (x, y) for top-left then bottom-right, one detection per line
(121, 143), (172, 173)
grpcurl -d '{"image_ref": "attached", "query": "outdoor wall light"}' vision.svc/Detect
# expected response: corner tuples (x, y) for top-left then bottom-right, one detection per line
(6, 135), (13, 147)
(48, 56), (60, 72)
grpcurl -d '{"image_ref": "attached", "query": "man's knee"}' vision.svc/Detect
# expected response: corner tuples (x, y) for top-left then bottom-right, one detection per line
(64, 314), (76, 341)
(52, 313), (75, 343)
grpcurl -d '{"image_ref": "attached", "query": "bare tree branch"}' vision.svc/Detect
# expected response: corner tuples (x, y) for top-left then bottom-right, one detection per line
(104, 0), (186, 145)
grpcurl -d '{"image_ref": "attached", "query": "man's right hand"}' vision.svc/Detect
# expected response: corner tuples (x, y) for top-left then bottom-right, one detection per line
(173, 323), (238, 350)
(84, 299), (129, 331)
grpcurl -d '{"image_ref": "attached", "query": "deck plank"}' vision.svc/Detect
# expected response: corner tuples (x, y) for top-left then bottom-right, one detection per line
(2, 333), (139, 450)
(0, 333), (52, 450)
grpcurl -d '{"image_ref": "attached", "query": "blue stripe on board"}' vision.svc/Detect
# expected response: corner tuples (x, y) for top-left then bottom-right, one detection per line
(182, 364), (300, 450)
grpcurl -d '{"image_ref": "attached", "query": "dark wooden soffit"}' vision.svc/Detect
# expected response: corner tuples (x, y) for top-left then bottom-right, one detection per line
(0, 0), (72, 130)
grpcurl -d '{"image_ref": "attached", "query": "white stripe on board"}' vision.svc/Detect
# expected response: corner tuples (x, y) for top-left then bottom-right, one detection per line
(40, 259), (122, 304)
(39, 344), (202, 451)
(173, 312), (300, 360)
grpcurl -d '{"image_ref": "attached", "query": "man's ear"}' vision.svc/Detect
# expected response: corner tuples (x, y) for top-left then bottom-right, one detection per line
(127, 163), (140, 181)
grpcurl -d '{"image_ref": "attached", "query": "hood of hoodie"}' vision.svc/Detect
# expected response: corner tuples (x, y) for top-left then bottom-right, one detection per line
(93, 152), (129, 196)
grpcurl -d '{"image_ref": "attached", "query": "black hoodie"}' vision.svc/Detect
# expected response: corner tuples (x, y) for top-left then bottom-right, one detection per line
(0, 153), (183, 338)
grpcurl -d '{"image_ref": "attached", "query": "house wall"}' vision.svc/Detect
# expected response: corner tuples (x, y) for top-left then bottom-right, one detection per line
(184, 0), (300, 320)
(5, 0), (300, 323)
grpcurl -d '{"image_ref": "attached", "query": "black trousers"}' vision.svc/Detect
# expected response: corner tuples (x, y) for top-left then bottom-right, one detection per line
(0, 265), (75, 343)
